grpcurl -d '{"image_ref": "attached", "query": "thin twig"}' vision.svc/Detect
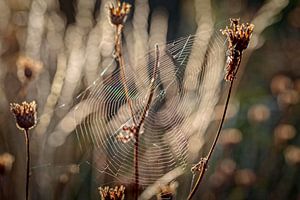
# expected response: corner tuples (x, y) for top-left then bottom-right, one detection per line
(24, 128), (30, 200)
(115, 24), (137, 125)
(186, 57), (241, 200)
(134, 45), (160, 200)
(186, 18), (254, 199)
(133, 132), (139, 200)
(137, 44), (159, 129)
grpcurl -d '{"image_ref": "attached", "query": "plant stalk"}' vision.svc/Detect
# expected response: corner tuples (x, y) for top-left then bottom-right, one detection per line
(115, 24), (137, 125)
(187, 57), (241, 200)
(114, 21), (160, 199)
(133, 45), (159, 200)
(134, 132), (139, 200)
(24, 129), (30, 200)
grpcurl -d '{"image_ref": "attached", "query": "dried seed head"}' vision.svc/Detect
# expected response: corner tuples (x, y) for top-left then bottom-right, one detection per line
(99, 185), (125, 200)
(109, 0), (131, 26)
(221, 18), (254, 81)
(10, 101), (37, 131)
(221, 18), (254, 52)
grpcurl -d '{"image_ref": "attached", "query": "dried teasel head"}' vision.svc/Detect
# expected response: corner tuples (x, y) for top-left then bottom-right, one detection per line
(109, 0), (131, 26)
(99, 185), (125, 200)
(10, 101), (37, 131)
(220, 18), (254, 81)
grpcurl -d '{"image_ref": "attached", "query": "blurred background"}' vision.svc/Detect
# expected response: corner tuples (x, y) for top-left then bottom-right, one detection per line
(0, 0), (300, 199)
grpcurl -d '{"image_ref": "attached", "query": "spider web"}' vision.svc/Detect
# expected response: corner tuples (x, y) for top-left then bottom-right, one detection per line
(72, 29), (225, 186)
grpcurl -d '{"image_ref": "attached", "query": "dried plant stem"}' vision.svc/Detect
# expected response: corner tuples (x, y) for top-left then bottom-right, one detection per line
(133, 134), (139, 200)
(115, 24), (137, 125)
(133, 45), (159, 200)
(114, 21), (160, 200)
(114, 23), (141, 200)
(137, 45), (159, 129)
(24, 129), (30, 200)
(187, 58), (241, 200)
(10, 101), (36, 200)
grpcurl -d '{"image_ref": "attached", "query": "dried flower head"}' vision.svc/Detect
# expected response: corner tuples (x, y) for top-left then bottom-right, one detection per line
(99, 185), (125, 200)
(221, 18), (254, 81)
(221, 18), (254, 51)
(16, 56), (43, 83)
(109, 0), (131, 26)
(10, 101), (37, 131)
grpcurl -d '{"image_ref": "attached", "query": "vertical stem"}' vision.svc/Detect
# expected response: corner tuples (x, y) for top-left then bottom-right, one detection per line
(134, 45), (159, 200)
(24, 129), (30, 200)
(187, 57), (242, 200)
(134, 131), (139, 200)
(206, 81), (233, 161)
(115, 25), (137, 125)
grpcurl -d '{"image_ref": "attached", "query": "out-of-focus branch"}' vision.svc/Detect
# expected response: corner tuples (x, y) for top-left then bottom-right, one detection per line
(234, 0), (289, 88)
(183, 0), (214, 92)
(25, 0), (47, 60)
(56, 0), (94, 118)
(139, 167), (184, 200)
(35, 53), (67, 136)
(252, 0), (289, 36)
(131, 0), (150, 91)
(149, 8), (168, 75)
(48, 100), (93, 147)
(182, 0), (223, 161)
(183, 0), (219, 146)
(84, 0), (114, 85)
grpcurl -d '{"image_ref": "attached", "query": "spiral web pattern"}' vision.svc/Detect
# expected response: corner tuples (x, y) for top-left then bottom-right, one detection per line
(74, 29), (225, 186)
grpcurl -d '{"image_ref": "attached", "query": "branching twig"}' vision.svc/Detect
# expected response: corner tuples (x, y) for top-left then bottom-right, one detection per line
(133, 44), (160, 200)
(186, 19), (254, 200)
(109, 2), (160, 199)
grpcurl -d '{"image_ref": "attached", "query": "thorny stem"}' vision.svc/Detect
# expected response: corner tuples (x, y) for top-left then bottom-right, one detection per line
(115, 24), (137, 125)
(187, 57), (242, 200)
(24, 129), (30, 200)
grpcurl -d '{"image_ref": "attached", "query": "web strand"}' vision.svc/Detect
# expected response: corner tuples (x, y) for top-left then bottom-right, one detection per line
(73, 28), (225, 186)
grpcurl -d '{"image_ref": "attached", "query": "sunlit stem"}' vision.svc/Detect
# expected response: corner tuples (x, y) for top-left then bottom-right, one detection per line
(134, 45), (159, 200)
(187, 57), (242, 200)
(137, 44), (159, 129)
(24, 128), (30, 200)
(115, 24), (137, 125)
(133, 133), (139, 200)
